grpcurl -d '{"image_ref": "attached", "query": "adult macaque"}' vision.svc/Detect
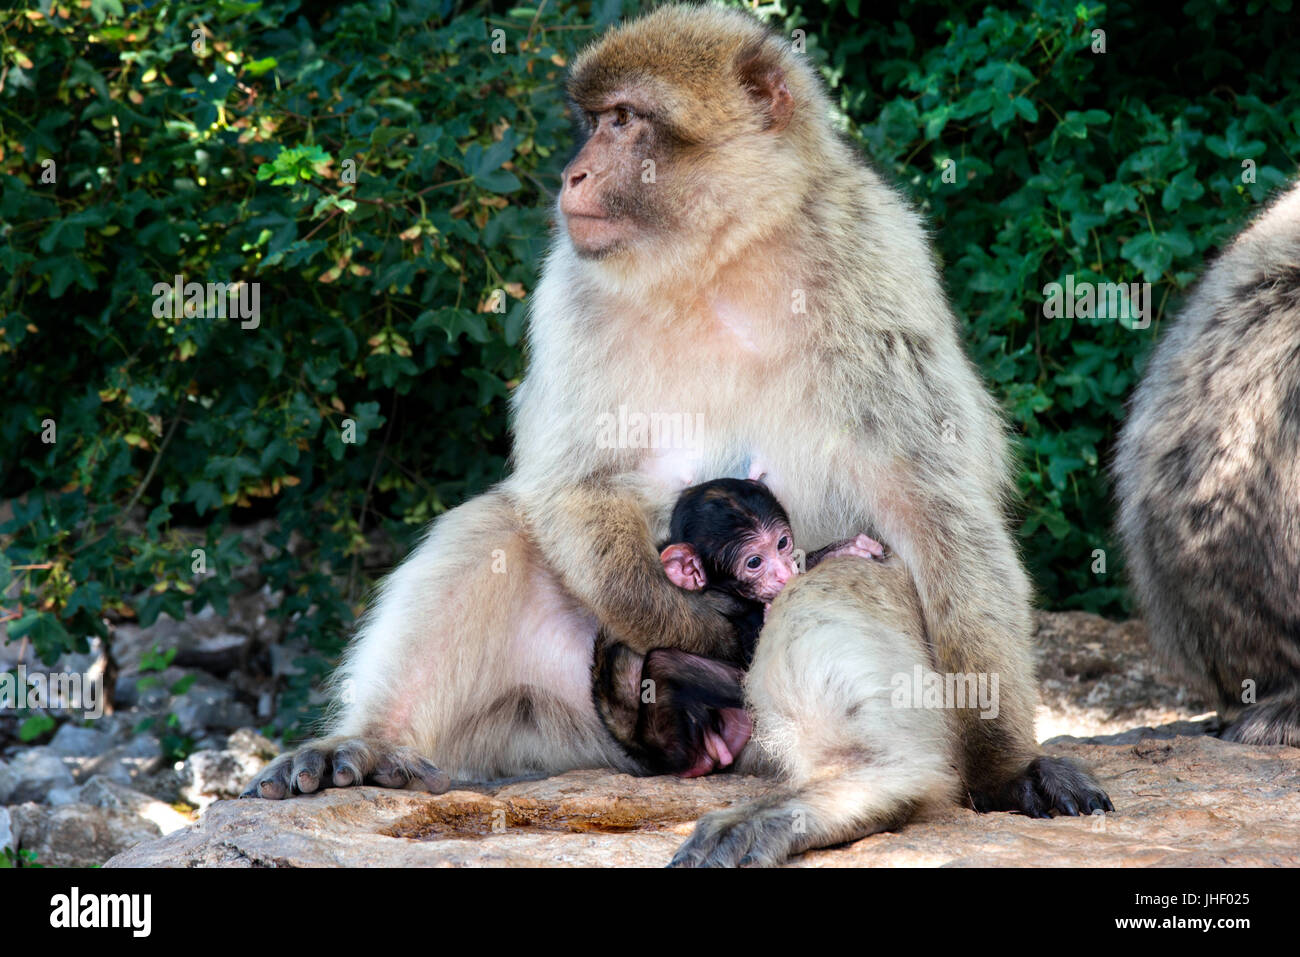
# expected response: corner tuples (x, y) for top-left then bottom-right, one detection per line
(245, 5), (1110, 864)
(1115, 182), (1300, 747)
(593, 477), (883, 777)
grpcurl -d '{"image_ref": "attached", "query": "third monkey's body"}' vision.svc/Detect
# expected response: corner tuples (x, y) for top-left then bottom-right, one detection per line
(1116, 182), (1300, 746)
(246, 5), (1109, 859)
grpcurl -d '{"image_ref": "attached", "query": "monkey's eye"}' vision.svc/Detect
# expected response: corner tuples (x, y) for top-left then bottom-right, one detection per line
(613, 106), (633, 127)
(746, 555), (762, 570)
(778, 535), (789, 550)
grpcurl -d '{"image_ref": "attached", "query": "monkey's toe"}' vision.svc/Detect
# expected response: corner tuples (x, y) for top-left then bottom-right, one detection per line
(241, 738), (451, 798)
(970, 755), (1113, 817)
(291, 748), (327, 794)
(669, 807), (793, 868)
(241, 755), (294, 799)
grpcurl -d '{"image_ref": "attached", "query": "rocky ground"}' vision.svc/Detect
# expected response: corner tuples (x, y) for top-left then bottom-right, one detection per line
(3, 603), (1296, 868)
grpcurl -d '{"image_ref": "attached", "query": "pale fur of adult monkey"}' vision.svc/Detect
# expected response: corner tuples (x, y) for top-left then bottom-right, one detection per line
(671, 555), (957, 867)
(1115, 181), (1300, 747)
(245, 4), (1110, 858)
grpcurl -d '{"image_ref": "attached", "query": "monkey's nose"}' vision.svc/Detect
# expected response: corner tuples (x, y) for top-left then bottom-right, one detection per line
(566, 169), (588, 189)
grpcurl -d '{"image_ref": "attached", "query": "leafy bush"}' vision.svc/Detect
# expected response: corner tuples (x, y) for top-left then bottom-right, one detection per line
(1, 0), (608, 725)
(803, 0), (1299, 610)
(2, 0), (1298, 733)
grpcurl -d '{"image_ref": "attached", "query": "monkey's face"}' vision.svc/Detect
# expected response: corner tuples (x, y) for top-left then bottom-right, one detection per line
(560, 97), (671, 258)
(560, 12), (800, 265)
(733, 523), (798, 603)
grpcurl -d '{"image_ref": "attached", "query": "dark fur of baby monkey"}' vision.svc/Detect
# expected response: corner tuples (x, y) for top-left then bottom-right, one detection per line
(592, 478), (885, 777)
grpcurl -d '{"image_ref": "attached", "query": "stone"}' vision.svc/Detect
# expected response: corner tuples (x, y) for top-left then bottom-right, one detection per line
(170, 686), (254, 736)
(113, 671), (175, 710)
(1033, 611), (1209, 741)
(105, 735), (1300, 867)
(0, 747), (75, 804)
(46, 786), (84, 807)
(69, 734), (164, 786)
(0, 806), (11, 854)
(79, 775), (192, 835)
(177, 728), (279, 809)
(48, 723), (113, 757)
(9, 802), (163, 868)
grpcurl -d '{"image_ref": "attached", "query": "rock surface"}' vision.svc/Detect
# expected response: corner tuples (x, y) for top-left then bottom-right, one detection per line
(6, 607), (1294, 867)
(1033, 611), (1209, 739)
(10, 801), (169, 868)
(0, 747), (76, 804)
(107, 733), (1300, 868)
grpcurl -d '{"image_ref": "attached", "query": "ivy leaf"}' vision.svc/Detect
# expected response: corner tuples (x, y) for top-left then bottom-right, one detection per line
(1121, 230), (1195, 281)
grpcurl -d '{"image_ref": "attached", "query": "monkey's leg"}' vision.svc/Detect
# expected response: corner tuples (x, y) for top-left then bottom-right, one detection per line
(1221, 693), (1300, 747)
(672, 569), (957, 867)
(243, 490), (629, 799)
(871, 474), (1113, 817)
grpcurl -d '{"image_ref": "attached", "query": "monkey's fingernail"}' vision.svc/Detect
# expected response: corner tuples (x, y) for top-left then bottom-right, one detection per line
(1059, 797), (1079, 816)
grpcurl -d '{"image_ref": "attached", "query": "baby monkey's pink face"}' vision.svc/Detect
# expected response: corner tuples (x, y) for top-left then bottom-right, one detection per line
(733, 522), (798, 603)
(659, 520), (799, 605)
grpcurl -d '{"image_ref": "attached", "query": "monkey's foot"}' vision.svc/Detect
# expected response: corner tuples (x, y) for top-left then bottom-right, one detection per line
(1220, 698), (1300, 747)
(240, 737), (451, 799)
(668, 801), (797, 868)
(969, 755), (1113, 818)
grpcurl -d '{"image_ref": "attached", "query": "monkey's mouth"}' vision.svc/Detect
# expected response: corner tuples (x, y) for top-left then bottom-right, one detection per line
(564, 213), (629, 256)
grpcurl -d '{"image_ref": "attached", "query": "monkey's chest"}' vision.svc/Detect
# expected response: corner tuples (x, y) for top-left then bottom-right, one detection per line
(630, 362), (814, 492)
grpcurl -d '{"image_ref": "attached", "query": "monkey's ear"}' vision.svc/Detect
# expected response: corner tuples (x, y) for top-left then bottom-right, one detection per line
(736, 42), (794, 133)
(660, 543), (708, 591)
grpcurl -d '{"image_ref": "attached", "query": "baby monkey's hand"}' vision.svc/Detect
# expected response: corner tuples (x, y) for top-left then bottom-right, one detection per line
(806, 533), (887, 570)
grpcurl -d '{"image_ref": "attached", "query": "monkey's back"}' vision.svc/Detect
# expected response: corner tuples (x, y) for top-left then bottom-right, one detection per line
(1115, 183), (1300, 708)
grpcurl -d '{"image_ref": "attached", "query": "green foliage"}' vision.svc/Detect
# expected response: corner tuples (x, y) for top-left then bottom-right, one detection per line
(18, 712), (56, 742)
(1, 0), (603, 730)
(132, 644), (197, 760)
(795, 0), (1300, 609)
(0, 847), (42, 868)
(2, 0), (1298, 737)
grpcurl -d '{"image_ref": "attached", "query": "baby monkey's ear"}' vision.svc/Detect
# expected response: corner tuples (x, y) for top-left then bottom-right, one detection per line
(660, 543), (708, 590)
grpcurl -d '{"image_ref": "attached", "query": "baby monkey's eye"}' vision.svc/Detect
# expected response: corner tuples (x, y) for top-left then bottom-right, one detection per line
(746, 555), (762, 570)
(778, 535), (789, 550)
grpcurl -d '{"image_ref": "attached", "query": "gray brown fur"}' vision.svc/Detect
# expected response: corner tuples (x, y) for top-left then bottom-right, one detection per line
(1115, 182), (1300, 746)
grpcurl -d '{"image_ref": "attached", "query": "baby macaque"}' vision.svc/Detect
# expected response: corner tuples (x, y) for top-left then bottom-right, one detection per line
(592, 478), (884, 777)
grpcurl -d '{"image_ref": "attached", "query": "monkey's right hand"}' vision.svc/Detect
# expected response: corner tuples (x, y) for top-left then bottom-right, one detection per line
(240, 736), (451, 799)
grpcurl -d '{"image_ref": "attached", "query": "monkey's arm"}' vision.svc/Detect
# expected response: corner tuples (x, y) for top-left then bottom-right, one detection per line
(524, 479), (740, 657)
